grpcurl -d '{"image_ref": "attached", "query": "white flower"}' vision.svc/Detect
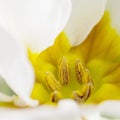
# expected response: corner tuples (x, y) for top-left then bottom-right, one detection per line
(0, 0), (120, 120)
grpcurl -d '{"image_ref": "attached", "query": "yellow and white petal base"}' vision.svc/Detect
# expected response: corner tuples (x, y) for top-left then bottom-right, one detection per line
(64, 0), (106, 46)
(0, 27), (38, 107)
(0, 0), (71, 52)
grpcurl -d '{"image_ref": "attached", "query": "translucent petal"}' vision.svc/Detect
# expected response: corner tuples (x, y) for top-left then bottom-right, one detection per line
(64, 0), (106, 46)
(0, 0), (71, 52)
(0, 27), (38, 107)
(106, 0), (120, 33)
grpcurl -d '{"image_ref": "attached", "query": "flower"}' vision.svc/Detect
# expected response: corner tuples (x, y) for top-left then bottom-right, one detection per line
(30, 0), (120, 118)
(0, 0), (120, 119)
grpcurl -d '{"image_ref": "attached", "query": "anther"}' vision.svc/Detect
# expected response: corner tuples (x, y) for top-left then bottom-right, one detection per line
(58, 57), (70, 85)
(73, 83), (92, 103)
(51, 90), (63, 103)
(46, 72), (61, 92)
(75, 59), (84, 83)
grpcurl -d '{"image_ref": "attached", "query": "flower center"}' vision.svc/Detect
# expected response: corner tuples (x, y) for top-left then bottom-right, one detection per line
(31, 11), (120, 104)
(44, 57), (94, 103)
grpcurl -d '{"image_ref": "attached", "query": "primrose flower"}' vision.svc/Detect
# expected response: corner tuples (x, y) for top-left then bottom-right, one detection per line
(0, 0), (120, 120)
(30, 0), (120, 119)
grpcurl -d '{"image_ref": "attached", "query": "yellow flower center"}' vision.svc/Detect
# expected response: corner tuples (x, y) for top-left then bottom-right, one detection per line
(30, 12), (120, 105)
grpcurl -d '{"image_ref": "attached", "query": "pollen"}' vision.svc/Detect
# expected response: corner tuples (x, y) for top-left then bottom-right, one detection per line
(75, 59), (85, 83)
(58, 57), (70, 85)
(46, 72), (61, 92)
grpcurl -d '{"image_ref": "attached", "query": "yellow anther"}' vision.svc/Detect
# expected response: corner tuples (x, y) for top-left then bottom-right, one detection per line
(46, 72), (61, 92)
(75, 60), (93, 85)
(75, 59), (85, 83)
(58, 57), (70, 85)
(82, 69), (90, 83)
(72, 91), (84, 103)
(51, 90), (63, 103)
(73, 83), (92, 103)
(83, 69), (94, 87)
(82, 83), (92, 100)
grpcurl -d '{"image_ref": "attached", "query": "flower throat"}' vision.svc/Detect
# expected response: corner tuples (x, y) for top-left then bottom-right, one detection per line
(30, 12), (118, 104)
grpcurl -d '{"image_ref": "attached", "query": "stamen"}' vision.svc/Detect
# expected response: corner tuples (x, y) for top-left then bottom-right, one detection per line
(51, 90), (63, 103)
(42, 58), (94, 103)
(58, 57), (70, 85)
(75, 60), (93, 85)
(75, 59), (84, 83)
(84, 69), (94, 86)
(73, 83), (92, 103)
(82, 69), (91, 83)
(46, 72), (61, 92)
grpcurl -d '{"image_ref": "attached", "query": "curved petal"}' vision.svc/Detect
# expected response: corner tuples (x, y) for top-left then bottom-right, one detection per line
(0, 100), (81, 120)
(0, 0), (71, 52)
(64, 0), (106, 46)
(106, 0), (120, 33)
(99, 101), (120, 119)
(0, 27), (38, 107)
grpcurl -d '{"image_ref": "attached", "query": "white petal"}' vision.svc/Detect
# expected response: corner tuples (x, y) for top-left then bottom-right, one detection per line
(99, 100), (120, 119)
(106, 0), (120, 33)
(0, 0), (71, 52)
(0, 27), (38, 107)
(0, 100), (81, 120)
(64, 0), (106, 46)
